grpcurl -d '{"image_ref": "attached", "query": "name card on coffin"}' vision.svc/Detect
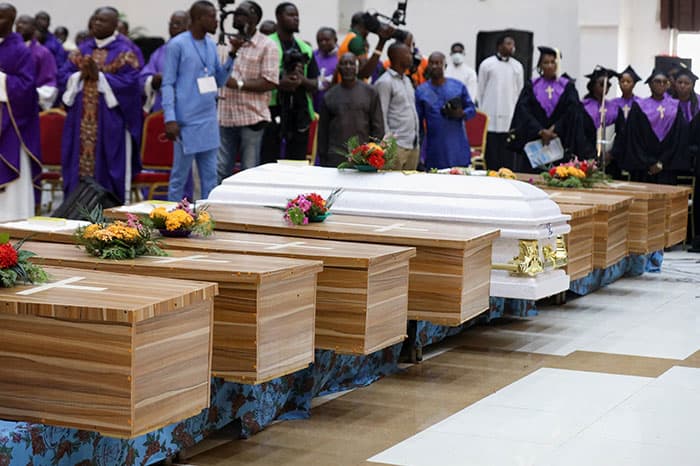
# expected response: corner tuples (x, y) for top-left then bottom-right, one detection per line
(206, 164), (572, 300)
(98, 215), (416, 354)
(0, 266), (217, 438)
(545, 190), (633, 269)
(106, 204), (498, 326)
(22, 242), (322, 385)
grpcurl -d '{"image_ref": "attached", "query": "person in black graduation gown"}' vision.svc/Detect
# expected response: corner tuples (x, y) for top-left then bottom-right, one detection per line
(581, 66), (619, 161)
(507, 46), (594, 173)
(618, 69), (690, 185)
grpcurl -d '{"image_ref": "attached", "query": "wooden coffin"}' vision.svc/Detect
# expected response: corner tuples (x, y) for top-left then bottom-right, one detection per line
(175, 205), (500, 327)
(0, 266), (217, 438)
(24, 242), (322, 385)
(557, 204), (596, 281)
(592, 181), (692, 248)
(131, 231), (414, 356)
(544, 190), (633, 269)
(4, 220), (416, 356)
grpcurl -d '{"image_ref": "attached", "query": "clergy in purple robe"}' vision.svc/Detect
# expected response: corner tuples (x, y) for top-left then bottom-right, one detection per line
(15, 14), (57, 110)
(618, 69), (689, 184)
(35, 11), (67, 70)
(140, 10), (189, 113)
(60, 7), (142, 204)
(0, 5), (42, 222)
(507, 46), (593, 173)
(611, 65), (642, 121)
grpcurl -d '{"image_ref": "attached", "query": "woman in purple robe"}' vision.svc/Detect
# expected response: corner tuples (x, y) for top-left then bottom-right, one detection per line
(618, 69), (689, 184)
(507, 46), (594, 173)
(674, 67), (700, 123)
(611, 65), (642, 120)
(582, 66), (619, 144)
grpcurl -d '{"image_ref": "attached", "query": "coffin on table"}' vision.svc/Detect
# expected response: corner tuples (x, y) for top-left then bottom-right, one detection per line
(22, 241), (322, 385)
(0, 266), (217, 438)
(545, 190), (633, 269)
(107, 204), (498, 327)
(207, 164), (571, 301)
(558, 204), (596, 281)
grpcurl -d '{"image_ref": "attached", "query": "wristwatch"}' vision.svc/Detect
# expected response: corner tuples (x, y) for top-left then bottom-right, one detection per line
(236, 79), (244, 91)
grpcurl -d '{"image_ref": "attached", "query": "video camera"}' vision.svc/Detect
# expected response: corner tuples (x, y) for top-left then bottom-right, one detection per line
(282, 48), (310, 74)
(362, 1), (410, 43)
(217, 0), (236, 45)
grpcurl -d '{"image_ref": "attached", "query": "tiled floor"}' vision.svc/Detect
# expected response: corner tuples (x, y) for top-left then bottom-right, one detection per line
(190, 251), (700, 466)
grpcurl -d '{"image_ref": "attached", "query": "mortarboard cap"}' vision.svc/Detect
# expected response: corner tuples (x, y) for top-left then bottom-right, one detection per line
(674, 62), (698, 81)
(584, 65), (619, 80)
(645, 68), (669, 84)
(619, 65), (642, 83)
(537, 46), (559, 58)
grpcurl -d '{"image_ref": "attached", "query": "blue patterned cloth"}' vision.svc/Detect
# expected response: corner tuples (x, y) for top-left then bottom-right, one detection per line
(569, 251), (663, 296)
(411, 297), (537, 350)
(0, 346), (401, 466)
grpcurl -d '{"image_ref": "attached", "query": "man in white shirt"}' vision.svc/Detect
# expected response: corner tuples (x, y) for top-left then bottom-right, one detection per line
(477, 34), (523, 170)
(445, 42), (477, 104)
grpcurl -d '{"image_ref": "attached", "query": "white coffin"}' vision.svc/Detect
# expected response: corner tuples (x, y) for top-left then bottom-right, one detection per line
(207, 164), (572, 300)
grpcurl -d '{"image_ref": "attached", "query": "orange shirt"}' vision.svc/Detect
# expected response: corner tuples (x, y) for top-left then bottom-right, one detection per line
(382, 56), (428, 87)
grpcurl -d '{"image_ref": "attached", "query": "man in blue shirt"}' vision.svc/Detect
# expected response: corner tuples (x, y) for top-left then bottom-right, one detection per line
(162, 0), (237, 201)
(416, 52), (476, 169)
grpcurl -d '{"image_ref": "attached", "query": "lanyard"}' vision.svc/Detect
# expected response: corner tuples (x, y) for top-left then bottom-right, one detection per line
(189, 33), (210, 74)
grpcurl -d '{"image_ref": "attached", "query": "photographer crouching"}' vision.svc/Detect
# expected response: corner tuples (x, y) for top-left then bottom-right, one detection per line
(260, 2), (319, 163)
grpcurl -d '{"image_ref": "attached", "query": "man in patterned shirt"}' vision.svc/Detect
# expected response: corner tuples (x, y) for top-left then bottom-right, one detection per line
(217, 0), (278, 181)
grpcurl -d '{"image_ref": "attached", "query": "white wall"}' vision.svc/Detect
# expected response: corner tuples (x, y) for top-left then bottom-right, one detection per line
(15, 0), (671, 97)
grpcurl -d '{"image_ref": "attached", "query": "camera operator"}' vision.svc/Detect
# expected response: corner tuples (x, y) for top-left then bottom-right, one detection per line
(217, 0), (279, 180)
(339, 12), (411, 81)
(260, 2), (319, 163)
(415, 52), (476, 170)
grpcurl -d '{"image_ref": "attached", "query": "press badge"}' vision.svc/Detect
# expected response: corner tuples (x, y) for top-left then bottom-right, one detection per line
(197, 76), (217, 94)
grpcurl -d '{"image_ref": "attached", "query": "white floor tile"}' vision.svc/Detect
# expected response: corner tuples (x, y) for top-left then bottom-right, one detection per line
(368, 431), (551, 466)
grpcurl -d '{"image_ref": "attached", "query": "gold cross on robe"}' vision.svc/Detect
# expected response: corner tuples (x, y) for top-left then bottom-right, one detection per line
(657, 104), (665, 119)
(545, 85), (554, 99)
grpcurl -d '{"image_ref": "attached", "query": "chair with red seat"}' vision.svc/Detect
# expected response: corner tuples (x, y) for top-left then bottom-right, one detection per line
(131, 111), (173, 201)
(39, 109), (67, 210)
(465, 110), (489, 170)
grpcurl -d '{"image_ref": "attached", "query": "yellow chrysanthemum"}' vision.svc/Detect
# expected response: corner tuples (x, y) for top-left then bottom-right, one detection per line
(498, 168), (516, 179)
(150, 207), (169, 220)
(555, 166), (569, 178)
(82, 223), (102, 239)
(165, 209), (194, 231)
(567, 167), (586, 179)
(196, 211), (210, 223)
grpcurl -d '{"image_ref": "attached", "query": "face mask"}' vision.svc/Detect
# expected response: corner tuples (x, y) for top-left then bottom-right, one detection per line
(451, 53), (464, 66)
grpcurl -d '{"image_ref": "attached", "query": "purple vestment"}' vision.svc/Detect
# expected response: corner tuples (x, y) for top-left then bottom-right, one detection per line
(637, 94), (679, 141)
(678, 94), (700, 122)
(42, 32), (67, 70)
(582, 97), (618, 128)
(0, 33), (42, 190)
(611, 95), (641, 120)
(313, 49), (337, 112)
(139, 44), (166, 112)
(60, 34), (143, 203)
(28, 39), (57, 88)
(532, 76), (569, 118)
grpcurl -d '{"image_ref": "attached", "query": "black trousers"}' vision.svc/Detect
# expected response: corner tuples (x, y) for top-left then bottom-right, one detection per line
(485, 132), (516, 170)
(260, 106), (311, 164)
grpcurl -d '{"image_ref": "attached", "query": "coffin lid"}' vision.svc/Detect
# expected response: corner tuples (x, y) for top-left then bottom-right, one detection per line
(0, 266), (217, 323)
(207, 165), (571, 239)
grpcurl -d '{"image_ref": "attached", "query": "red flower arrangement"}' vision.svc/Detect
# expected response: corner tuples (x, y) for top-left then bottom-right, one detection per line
(0, 233), (48, 288)
(283, 188), (343, 225)
(338, 135), (397, 171)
